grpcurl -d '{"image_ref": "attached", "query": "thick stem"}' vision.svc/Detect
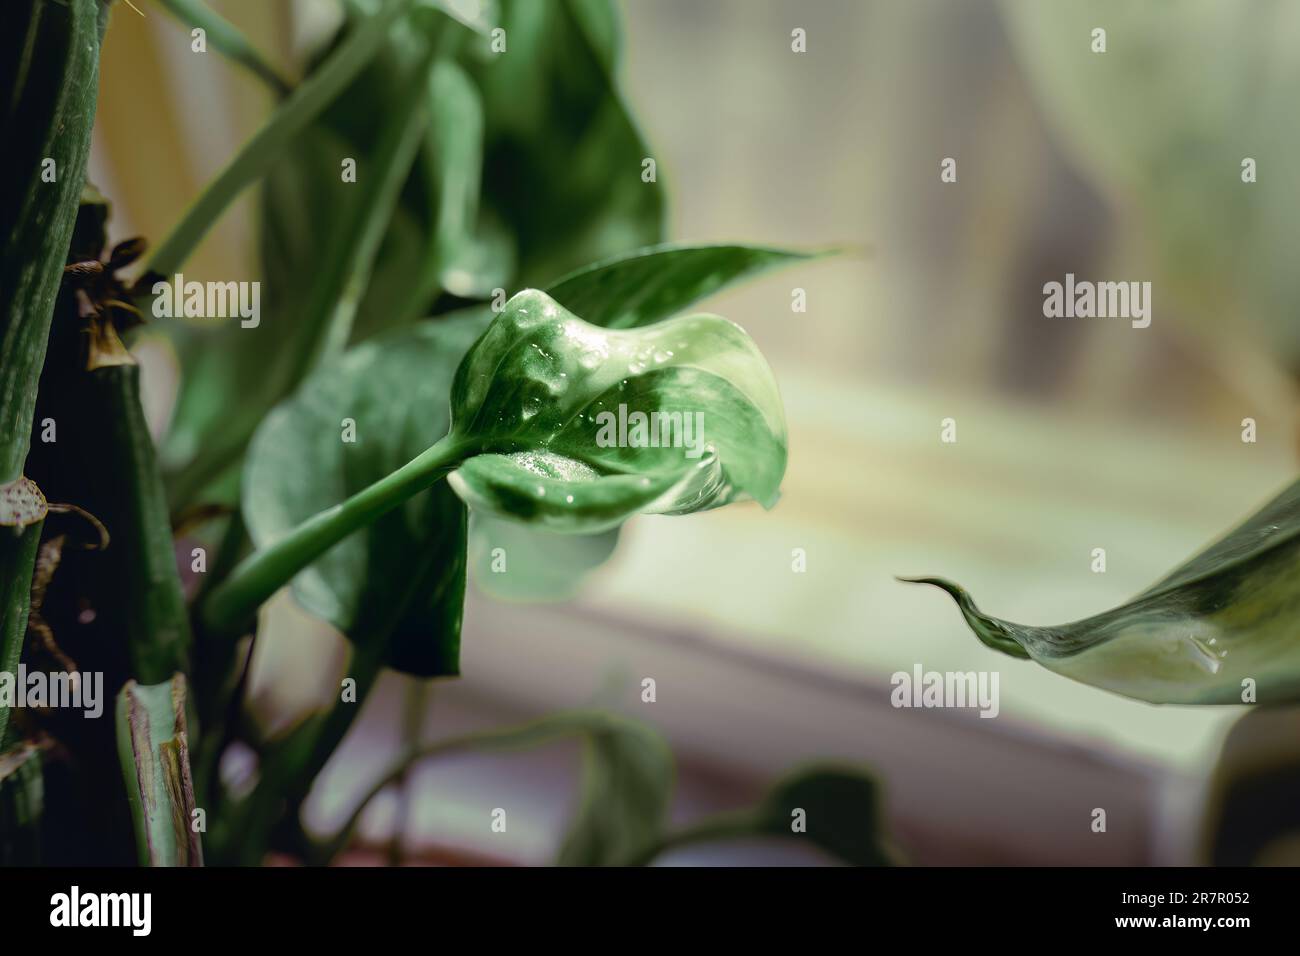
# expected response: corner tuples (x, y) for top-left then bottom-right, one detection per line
(115, 674), (203, 866)
(86, 358), (192, 684)
(201, 436), (466, 638)
(0, 0), (104, 483)
(0, 521), (43, 747)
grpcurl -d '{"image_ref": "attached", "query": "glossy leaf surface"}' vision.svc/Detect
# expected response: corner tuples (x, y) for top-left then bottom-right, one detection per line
(446, 290), (787, 532)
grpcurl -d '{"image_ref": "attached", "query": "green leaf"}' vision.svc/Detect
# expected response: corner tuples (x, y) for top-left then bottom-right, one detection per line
(556, 716), (673, 866)
(622, 764), (892, 866)
(465, 0), (665, 286)
(445, 290), (787, 532)
(464, 243), (815, 594)
(464, 243), (819, 591)
(164, 17), (502, 509)
(263, 17), (502, 339)
(546, 243), (825, 330)
(209, 272), (793, 633)
(423, 61), (514, 304)
(903, 476), (1300, 704)
(747, 765), (893, 866)
(241, 312), (490, 675)
(115, 675), (203, 867)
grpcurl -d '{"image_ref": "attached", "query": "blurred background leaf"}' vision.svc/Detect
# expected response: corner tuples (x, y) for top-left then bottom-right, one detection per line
(555, 714), (673, 865)
(463, 0), (665, 285)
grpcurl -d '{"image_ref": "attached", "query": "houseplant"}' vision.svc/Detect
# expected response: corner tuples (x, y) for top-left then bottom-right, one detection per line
(0, 0), (889, 867)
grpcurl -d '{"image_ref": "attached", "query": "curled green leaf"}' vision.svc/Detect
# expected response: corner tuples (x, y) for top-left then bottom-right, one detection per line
(904, 477), (1300, 705)
(445, 290), (787, 532)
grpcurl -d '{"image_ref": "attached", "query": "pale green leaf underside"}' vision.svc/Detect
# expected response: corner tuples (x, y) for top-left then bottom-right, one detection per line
(467, 514), (618, 602)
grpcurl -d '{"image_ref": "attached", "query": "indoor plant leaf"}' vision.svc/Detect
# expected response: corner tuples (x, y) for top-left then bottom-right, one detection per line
(546, 242), (826, 330)
(555, 714), (673, 866)
(904, 476), (1300, 704)
(242, 311), (490, 676)
(463, 0), (666, 286)
(744, 765), (893, 867)
(167, 0), (671, 510)
(275, 16), (505, 335)
(445, 289), (787, 532)
(620, 763), (893, 866)
(466, 242), (816, 593)
(207, 283), (790, 635)
(162, 7), (485, 509)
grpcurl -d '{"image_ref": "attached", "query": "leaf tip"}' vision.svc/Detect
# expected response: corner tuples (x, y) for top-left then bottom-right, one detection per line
(897, 575), (1031, 660)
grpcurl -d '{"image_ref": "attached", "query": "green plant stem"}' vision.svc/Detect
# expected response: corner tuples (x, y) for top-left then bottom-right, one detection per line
(144, 0), (417, 277)
(155, 0), (291, 97)
(115, 674), (203, 866)
(0, 522), (42, 747)
(202, 436), (466, 638)
(0, 0), (104, 483)
(87, 360), (192, 683)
